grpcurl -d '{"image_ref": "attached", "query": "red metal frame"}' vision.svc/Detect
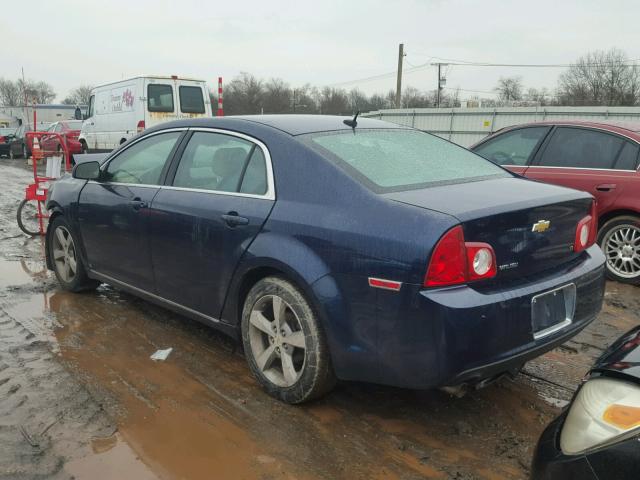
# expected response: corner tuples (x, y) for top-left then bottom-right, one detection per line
(23, 130), (73, 235)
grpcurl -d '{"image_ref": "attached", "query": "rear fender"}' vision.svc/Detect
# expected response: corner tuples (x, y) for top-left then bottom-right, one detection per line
(221, 233), (360, 380)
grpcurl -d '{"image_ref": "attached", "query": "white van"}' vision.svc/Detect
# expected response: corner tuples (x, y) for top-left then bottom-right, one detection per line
(79, 75), (212, 152)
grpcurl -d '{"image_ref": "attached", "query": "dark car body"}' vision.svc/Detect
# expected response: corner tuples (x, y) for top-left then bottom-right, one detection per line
(471, 121), (640, 284)
(532, 326), (640, 480)
(44, 115), (606, 392)
(41, 121), (84, 157)
(0, 127), (16, 157)
(9, 122), (52, 158)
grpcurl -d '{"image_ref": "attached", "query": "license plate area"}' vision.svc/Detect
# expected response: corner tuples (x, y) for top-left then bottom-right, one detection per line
(531, 283), (576, 339)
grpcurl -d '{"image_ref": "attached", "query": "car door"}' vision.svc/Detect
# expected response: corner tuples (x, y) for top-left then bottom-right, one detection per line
(77, 129), (185, 291)
(148, 129), (275, 320)
(472, 126), (551, 175)
(10, 125), (24, 156)
(526, 127), (633, 215)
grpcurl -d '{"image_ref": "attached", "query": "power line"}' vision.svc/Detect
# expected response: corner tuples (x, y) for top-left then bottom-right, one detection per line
(411, 54), (640, 68)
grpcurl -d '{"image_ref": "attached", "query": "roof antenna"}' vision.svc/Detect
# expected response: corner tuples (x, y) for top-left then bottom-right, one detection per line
(343, 111), (359, 128)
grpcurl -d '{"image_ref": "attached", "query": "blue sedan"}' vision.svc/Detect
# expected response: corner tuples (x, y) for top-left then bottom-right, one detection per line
(45, 115), (606, 403)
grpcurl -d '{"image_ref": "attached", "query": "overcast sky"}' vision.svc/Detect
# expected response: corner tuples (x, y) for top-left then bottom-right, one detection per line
(5, 0), (640, 101)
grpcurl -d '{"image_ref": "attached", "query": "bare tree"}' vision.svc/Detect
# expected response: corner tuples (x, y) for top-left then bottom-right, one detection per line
(348, 88), (372, 113)
(224, 72), (264, 115)
(318, 87), (349, 114)
(292, 84), (318, 113)
(495, 77), (523, 103)
(558, 48), (640, 106)
(0, 78), (21, 106)
(62, 85), (94, 105)
(262, 78), (291, 114)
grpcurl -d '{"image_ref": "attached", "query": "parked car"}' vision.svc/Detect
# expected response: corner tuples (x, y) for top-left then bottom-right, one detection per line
(472, 121), (640, 285)
(531, 326), (640, 479)
(0, 127), (16, 157)
(45, 115), (605, 404)
(9, 122), (52, 159)
(79, 75), (212, 153)
(41, 120), (84, 161)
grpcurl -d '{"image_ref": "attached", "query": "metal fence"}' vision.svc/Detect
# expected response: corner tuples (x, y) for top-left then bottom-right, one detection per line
(363, 106), (640, 147)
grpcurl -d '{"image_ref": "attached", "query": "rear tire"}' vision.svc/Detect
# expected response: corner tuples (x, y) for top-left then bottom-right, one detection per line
(241, 276), (336, 404)
(598, 215), (640, 285)
(47, 216), (100, 292)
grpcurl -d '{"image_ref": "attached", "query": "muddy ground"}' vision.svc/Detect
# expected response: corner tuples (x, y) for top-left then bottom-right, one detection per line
(0, 159), (638, 480)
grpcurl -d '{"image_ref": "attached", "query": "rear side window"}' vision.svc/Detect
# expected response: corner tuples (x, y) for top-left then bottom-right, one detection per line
(538, 128), (624, 169)
(173, 132), (268, 194)
(179, 86), (205, 114)
(474, 127), (549, 166)
(148, 84), (174, 112)
(614, 142), (639, 170)
(105, 131), (181, 185)
(306, 129), (509, 192)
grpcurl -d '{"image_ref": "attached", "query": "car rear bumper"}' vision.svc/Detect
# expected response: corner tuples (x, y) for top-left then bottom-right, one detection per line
(373, 245), (606, 389)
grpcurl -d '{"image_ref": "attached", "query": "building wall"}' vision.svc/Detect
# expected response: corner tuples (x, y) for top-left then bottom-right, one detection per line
(363, 106), (640, 147)
(0, 104), (87, 127)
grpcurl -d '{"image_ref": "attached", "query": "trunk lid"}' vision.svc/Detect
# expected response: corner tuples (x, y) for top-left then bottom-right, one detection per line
(384, 177), (594, 281)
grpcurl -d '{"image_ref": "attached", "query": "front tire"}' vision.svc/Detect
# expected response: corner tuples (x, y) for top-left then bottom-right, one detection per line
(48, 216), (100, 292)
(241, 277), (336, 404)
(598, 215), (640, 285)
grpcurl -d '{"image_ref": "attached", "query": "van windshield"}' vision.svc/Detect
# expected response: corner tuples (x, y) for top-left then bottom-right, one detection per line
(179, 86), (205, 114)
(305, 129), (510, 193)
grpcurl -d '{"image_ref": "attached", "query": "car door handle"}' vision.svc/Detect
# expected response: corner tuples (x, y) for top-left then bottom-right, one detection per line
(596, 184), (617, 192)
(222, 212), (249, 227)
(130, 198), (147, 210)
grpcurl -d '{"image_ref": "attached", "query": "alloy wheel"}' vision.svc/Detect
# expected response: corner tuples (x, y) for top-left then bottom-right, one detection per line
(52, 226), (78, 282)
(603, 224), (640, 279)
(248, 294), (307, 387)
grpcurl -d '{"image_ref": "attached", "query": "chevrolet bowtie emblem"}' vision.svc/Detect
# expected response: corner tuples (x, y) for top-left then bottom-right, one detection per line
(532, 220), (551, 233)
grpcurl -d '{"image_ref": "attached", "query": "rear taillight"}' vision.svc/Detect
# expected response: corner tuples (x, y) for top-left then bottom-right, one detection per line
(0, 136), (4, 143)
(137, 120), (145, 133)
(424, 225), (497, 287)
(574, 200), (598, 252)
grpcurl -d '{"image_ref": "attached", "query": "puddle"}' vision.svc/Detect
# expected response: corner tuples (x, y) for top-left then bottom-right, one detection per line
(0, 258), (37, 289)
(65, 434), (158, 480)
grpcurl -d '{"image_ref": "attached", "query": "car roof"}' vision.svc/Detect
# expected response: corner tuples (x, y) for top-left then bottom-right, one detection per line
(499, 120), (640, 141)
(151, 115), (408, 136)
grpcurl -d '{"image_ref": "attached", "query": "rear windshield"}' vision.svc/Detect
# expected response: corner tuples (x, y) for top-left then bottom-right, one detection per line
(62, 121), (83, 130)
(179, 86), (205, 114)
(148, 84), (174, 112)
(306, 129), (510, 193)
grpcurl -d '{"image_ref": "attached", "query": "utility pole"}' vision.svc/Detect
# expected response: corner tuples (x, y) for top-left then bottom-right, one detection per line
(395, 43), (404, 108)
(431, 62), (448, 108)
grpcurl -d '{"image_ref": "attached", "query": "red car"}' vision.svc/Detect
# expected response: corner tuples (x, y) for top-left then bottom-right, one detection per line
(41, 120), (84, 161)
(472, 121), (640, 285)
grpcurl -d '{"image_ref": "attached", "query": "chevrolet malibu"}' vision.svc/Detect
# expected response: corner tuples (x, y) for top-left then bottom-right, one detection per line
(45, 115), (606, 404)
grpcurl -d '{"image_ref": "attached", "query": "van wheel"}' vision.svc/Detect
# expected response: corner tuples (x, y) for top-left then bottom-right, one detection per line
(598, 215), (640, 285)
(80, 141), (87, 154)
(241, 277), (336, 404)
(120, 138), (127, 145)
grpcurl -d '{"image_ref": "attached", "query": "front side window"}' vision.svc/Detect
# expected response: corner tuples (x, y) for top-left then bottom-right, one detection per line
(173, 132), (266, 194)
(306, 129), (509, 192)
(147, 84), (174, 113)
(105, 131), (181, 185)
(474, 127), (549, 166)
(179, 86), (205, 114)
(539, 128), (624, 169)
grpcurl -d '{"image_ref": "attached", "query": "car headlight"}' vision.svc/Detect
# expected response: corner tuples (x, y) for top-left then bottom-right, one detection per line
(560, 377), (640, 455)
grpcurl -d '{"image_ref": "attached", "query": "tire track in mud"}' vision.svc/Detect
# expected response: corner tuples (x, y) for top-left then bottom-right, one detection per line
(0, 162), (117, 480)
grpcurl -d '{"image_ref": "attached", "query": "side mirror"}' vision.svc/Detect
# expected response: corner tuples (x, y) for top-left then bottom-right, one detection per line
(72, 161), (101, 180)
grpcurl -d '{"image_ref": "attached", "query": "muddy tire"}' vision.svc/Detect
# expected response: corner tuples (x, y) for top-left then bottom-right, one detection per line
(598, 215), (640, 285)
(47, 216), (100, 292)
(16, 199), (43, 236)
(241, 276), (336, 404)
